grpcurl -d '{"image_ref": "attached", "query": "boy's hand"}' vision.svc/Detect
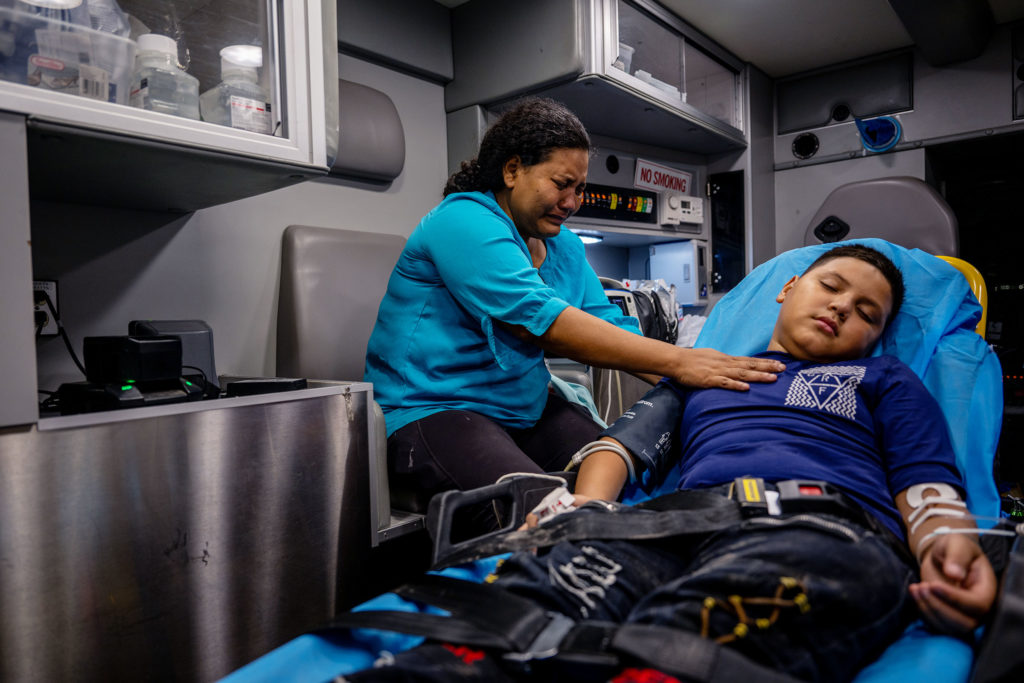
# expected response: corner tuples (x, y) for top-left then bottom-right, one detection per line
(521, 493), (603, 530)
(521, 487), (576, 530)
(910, 534), (997, 637)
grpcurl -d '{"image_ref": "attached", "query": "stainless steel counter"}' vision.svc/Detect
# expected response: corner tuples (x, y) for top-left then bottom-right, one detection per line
(0, 381), (372, 682)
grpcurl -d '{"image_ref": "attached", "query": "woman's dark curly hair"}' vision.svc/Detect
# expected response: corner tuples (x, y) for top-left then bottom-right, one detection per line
(443, 97), (591, 196)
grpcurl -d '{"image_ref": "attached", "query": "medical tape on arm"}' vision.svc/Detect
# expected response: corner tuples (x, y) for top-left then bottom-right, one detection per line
(565, 440), (637, 484)
(907, 498), (968, 535)
(916, 523), (1024, 554)
(905, 482), (969, 562)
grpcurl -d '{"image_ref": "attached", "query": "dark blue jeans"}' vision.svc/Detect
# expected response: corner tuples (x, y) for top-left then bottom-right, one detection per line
(495, 511), (916, 682)
(346, 510), (916, 683)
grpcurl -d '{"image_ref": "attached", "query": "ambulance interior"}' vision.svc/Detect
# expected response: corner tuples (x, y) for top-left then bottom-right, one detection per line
(2, 0), (1024, 681)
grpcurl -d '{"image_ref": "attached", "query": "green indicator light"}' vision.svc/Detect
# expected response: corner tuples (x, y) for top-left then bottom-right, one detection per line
(127, 380), (135, 384)
(185, 380), (193, 386)
(121, 385), (132, 391)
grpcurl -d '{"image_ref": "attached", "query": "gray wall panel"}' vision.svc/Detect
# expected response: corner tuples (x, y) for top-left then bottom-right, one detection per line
(773, 149), (926, 253)
(745, 65), (776, 268)
(774, 26), (1024, 166)
(446, 0), (585, 111)
(337, 0), (453, 81)
(0, 114), (37, 427)
(31, 56), (449, 393)
(584, 244), (629, 280)
(446, 105), (490, 176)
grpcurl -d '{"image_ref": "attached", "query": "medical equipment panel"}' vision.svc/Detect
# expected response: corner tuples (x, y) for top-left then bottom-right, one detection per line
(576, 183), (658, 224)
(605, 289), (640, 320)
(649, 239), (708, 305)
(571, 181), (707, 240)
(659, 192), (704, 226)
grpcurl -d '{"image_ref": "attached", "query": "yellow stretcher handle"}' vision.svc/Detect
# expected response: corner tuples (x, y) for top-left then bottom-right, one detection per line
(936, 255), (987, 339)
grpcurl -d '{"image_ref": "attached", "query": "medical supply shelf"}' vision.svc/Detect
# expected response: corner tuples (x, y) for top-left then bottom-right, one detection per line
(0, 380), (377, 682)
(0, 0), (337, 180)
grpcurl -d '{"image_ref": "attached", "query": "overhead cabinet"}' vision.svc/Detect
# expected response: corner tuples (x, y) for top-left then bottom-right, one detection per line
(0, 0), (338, 211)
(446, 0), (747, 154)
(0, 0), (338, 428)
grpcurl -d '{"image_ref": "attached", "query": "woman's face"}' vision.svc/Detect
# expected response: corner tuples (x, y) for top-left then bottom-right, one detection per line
(497, 147), (589, 242)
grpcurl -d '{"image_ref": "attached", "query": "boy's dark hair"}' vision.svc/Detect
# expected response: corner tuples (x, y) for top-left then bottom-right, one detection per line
(804, 244), (905, 324)
(443, 97), (591, 196)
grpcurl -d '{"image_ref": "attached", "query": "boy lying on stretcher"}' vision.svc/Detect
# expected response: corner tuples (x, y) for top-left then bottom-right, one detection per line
(347, 244), (997, 682)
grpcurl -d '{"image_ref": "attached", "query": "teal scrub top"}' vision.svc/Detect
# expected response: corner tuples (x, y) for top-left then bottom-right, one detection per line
(364, 191), (642, 436)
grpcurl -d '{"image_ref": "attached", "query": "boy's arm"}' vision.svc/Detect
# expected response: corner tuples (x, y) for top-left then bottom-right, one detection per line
(895, 486), (997, 636)
(574, 437), (631, 502)
(871, 361), (996, 635)
(572, 380), (688, 503)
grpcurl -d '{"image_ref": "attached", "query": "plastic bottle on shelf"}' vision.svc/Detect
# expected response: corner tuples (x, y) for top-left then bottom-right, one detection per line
(11, 0), (90, 25)
(85, 0), (131, 37)
(199, 45), (272, 134)
(129, 33), (199, 120)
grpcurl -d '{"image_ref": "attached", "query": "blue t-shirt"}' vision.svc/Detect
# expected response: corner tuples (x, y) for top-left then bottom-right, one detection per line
(616, 352), (963, 540)
(365, 191), (641, 436)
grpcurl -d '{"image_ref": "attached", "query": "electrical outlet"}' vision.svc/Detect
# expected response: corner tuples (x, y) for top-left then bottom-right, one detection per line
(33, 280), (59, 336)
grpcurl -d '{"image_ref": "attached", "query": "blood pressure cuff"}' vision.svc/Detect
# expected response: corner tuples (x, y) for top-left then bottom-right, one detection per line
(599, 381), (685, 492)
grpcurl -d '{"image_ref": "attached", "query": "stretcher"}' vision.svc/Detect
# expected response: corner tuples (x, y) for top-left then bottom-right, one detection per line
(222, 239), (1012, 682)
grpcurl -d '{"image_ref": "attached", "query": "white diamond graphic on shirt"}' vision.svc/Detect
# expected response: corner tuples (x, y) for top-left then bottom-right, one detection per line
(784, 366), (866, 419)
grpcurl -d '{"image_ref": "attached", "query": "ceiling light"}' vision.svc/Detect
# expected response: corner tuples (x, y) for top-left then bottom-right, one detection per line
(571, 229), (604, 245)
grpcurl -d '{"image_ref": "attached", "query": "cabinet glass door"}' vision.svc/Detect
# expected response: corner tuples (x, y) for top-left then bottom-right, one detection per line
(0, 0), (328, 167)
(119, 0), (279, 136)
(614, 0), (684, 103)
(612, 0), (741, 131)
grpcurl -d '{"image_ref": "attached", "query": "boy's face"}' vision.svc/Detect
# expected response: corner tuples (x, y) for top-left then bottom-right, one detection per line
(768, 256), (894, 362)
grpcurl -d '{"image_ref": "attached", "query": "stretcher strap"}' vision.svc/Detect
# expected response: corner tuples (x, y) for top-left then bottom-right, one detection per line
(325, 610), (515, 650)
(392, 575), (553, 651)
(434, 493), (742, 568)
(327, 576), (807, 682)
(320, 575), (558, 653)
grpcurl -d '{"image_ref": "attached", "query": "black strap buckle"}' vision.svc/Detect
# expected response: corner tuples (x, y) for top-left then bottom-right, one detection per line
(732, 477), (769, 516)
(776, 479), (858, 517)
(502, 611), (575, 663)
(732, 477), (862, 520)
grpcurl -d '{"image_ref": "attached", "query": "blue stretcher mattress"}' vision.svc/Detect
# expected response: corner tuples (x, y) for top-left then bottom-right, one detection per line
(222, 239), (1003, 683)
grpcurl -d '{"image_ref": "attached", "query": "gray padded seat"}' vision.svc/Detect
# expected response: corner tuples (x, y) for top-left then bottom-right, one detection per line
(277, 225), (419, 544)
(277, 225), (405, 383)
(803, 176), (959, 256)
